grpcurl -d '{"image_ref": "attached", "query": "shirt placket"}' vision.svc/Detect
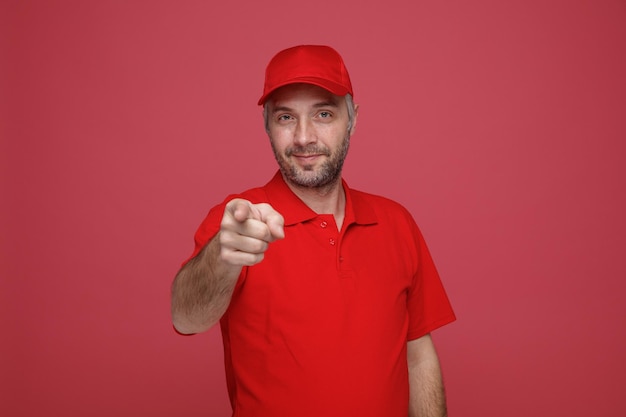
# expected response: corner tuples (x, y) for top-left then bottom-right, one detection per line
(316, 214), (338, 250)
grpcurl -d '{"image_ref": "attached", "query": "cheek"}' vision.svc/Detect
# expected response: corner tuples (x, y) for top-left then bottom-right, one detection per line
(328, 126), (349, 144)
(269, 134), (290, 154)
(269, 125), (291, 140)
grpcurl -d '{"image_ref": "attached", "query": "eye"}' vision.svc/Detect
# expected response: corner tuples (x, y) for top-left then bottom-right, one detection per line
(277, 114), (293, 122)
(318, 111), (332, 119)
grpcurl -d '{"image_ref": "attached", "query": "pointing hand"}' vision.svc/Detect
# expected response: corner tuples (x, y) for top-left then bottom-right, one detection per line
(219, 199), (285, 266)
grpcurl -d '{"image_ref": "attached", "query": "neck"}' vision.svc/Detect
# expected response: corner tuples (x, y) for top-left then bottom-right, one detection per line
(284, 176), (346, 230)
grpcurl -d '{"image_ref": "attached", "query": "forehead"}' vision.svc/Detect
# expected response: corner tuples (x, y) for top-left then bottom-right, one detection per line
(267, 83), (341, 108)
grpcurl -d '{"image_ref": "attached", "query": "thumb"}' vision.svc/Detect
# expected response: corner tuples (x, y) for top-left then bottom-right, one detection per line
(255, 203), (285, 241)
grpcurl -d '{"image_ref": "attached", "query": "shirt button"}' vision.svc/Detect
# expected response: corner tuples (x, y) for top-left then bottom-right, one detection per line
(320, 221), (328, 228)
(329, 238), (335, 245)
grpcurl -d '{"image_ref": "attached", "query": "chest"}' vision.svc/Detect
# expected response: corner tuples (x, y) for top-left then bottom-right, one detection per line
(228, 215), (417, 336)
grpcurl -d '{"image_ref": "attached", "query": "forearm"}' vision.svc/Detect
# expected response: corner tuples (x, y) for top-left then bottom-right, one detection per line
(172, 199), (284, 334)
(171, 234), (241, 334)
(408, 335), (448, 417)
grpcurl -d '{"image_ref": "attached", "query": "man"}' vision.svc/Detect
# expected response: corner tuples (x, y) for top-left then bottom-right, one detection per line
(171, 45), (456, 417)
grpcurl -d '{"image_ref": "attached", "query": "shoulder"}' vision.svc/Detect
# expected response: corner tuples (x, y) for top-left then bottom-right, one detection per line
(225, 172), (285, 205)
(217, 177), (276, 207)
(200, 182), (272, 226)
(350, 188), (414, 219)
(347, 187), (422, 236)
(232, 185), (271, 204)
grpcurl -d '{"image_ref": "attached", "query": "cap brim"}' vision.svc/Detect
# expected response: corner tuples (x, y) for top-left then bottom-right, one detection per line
(257, 77), (351, 105)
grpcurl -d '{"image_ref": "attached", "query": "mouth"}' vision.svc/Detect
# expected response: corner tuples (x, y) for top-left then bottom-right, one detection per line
(292, 153), (325, 165)
(293, 153), (321, 159)
(286, 146), (330, 166)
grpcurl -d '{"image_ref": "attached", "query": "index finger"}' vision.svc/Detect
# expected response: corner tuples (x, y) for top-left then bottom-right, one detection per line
(225, 199), (261, 223)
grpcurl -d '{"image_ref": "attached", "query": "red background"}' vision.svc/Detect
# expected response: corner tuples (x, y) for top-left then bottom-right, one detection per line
(2, 1), (625, 416)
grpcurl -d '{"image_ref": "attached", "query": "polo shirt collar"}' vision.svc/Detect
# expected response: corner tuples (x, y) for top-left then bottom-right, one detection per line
(264, 171), (378, 227)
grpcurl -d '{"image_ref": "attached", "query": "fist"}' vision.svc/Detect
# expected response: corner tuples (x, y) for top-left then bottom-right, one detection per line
(218, 198), (285, 266)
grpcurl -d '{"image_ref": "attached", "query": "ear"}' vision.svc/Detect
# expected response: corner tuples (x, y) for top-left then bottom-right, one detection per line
(262, 105), (270, 133)
(349, 103), (359, 136)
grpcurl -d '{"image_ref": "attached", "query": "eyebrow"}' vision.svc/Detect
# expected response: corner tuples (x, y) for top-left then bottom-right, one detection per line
(271, 99), (340, 114)
(313, 100), (340, 108)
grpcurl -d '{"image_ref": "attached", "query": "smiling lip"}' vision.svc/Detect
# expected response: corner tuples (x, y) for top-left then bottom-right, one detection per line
(293, 154), (322, 161)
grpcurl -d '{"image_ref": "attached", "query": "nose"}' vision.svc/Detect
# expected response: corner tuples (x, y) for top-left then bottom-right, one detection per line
(294, 119), (316, 146)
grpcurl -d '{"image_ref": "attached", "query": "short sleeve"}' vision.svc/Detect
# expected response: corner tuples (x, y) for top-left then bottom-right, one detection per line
(406, 222), (456, 340)
(182, 195), (235, 265)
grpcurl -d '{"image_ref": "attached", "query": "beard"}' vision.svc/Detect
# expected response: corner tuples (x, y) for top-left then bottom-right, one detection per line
(271, 135), (350, 189)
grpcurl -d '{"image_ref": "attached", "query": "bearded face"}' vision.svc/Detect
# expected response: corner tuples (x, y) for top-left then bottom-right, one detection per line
(265, 84), (356, 191)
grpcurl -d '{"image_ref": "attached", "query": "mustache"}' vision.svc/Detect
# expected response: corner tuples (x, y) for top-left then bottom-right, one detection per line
(285, 145), (331, 157)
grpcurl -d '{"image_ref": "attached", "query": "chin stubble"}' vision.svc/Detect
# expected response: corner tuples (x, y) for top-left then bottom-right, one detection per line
(272, 136), (350, 189)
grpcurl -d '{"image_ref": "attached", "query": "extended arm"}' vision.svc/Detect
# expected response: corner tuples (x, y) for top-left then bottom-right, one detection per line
(170, 233), (240, 334)
(171, 199), (284, 334)
(407, 334), (448, 417)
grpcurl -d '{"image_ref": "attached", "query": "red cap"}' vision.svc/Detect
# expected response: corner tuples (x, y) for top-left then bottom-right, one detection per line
(258, 45), (354, 105)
